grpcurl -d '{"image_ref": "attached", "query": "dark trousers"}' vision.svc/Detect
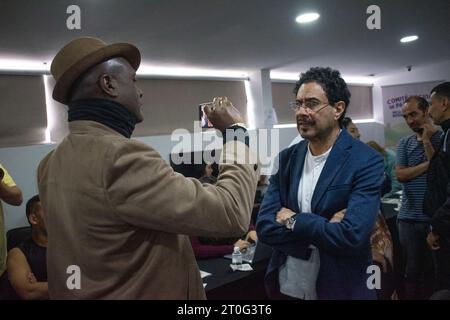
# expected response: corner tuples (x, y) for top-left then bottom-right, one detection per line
(398, 219), (433, 299)
(432, 240), (450, 292)
(386, 216), (404, 297)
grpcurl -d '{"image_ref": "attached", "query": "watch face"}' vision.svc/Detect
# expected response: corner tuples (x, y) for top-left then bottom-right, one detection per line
(287, 217), (295, 230)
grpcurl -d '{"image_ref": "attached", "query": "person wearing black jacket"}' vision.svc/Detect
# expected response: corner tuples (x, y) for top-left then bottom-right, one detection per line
(424, 82), (450, 292)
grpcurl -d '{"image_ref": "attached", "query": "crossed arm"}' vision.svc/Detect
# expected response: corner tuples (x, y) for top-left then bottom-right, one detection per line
(256, 155), (383, 257)
(395, 162), (429, 183)
(7, 248), (48, 300)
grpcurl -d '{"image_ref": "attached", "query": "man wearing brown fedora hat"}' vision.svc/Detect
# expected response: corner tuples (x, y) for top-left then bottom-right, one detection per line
(37, 37), (258, 299)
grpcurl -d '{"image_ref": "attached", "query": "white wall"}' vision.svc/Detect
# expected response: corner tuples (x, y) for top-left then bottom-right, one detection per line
(0, 143), (55, 232)
(356, 121), (386, 146)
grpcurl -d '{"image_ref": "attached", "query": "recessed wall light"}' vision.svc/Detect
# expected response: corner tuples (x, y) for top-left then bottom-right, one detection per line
(295, 12), (320, 24)
(137, 65), (248, 79)
(0, 58), (50, 72)
(400, 35), (419, 43)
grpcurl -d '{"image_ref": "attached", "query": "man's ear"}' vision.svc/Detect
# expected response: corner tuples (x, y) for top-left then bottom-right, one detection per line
(28, 213), (38, 225)
(98, 74), (119, 98)
(334, 101), (346, 121)
(443, 97), (449, 110)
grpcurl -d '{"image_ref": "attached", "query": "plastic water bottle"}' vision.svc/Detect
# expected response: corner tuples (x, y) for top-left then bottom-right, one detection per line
(232, 246), (242, 266)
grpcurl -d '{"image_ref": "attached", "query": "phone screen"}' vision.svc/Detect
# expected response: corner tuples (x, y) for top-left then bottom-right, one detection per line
(199, 104), (214, 129)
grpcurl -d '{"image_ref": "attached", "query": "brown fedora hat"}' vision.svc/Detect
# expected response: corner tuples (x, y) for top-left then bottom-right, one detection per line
(51, 37), (141, 104)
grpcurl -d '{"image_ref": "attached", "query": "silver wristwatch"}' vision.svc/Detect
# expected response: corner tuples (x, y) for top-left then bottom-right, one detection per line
(285, 217), (296, 230)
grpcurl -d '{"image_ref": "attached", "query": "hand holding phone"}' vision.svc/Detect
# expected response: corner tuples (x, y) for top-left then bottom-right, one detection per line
(202, 97), (244, 132)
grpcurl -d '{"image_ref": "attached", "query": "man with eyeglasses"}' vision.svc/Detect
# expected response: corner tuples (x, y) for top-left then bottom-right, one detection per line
(257, 67), (384, 299)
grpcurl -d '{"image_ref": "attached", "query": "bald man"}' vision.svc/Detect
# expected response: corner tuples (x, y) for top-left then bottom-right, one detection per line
(38, 38), (258, 299)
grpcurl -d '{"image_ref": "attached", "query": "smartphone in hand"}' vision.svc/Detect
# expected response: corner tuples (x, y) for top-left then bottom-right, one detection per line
(199, 102), (214, 129)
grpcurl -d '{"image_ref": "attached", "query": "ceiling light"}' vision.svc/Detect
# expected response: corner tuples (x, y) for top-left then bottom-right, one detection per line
(295, 12), (320, 24)
(400, 35), (419, 43)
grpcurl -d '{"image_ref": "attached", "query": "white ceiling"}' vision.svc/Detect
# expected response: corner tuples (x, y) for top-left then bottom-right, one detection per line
(0, 0), (449, 79)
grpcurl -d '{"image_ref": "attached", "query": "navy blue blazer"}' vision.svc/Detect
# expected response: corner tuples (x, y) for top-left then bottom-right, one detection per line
(256, 130), (384, 299)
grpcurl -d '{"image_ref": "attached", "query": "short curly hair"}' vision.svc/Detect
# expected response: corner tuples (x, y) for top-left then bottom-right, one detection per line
(293, 67), (351, 127)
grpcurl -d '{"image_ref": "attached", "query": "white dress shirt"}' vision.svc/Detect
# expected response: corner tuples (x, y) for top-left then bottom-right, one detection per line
(279, 143), (332, 299)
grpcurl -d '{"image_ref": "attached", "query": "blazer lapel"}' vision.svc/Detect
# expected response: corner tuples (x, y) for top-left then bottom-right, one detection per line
(311, 131), (352, 213)
(288, 141), (308, 213)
